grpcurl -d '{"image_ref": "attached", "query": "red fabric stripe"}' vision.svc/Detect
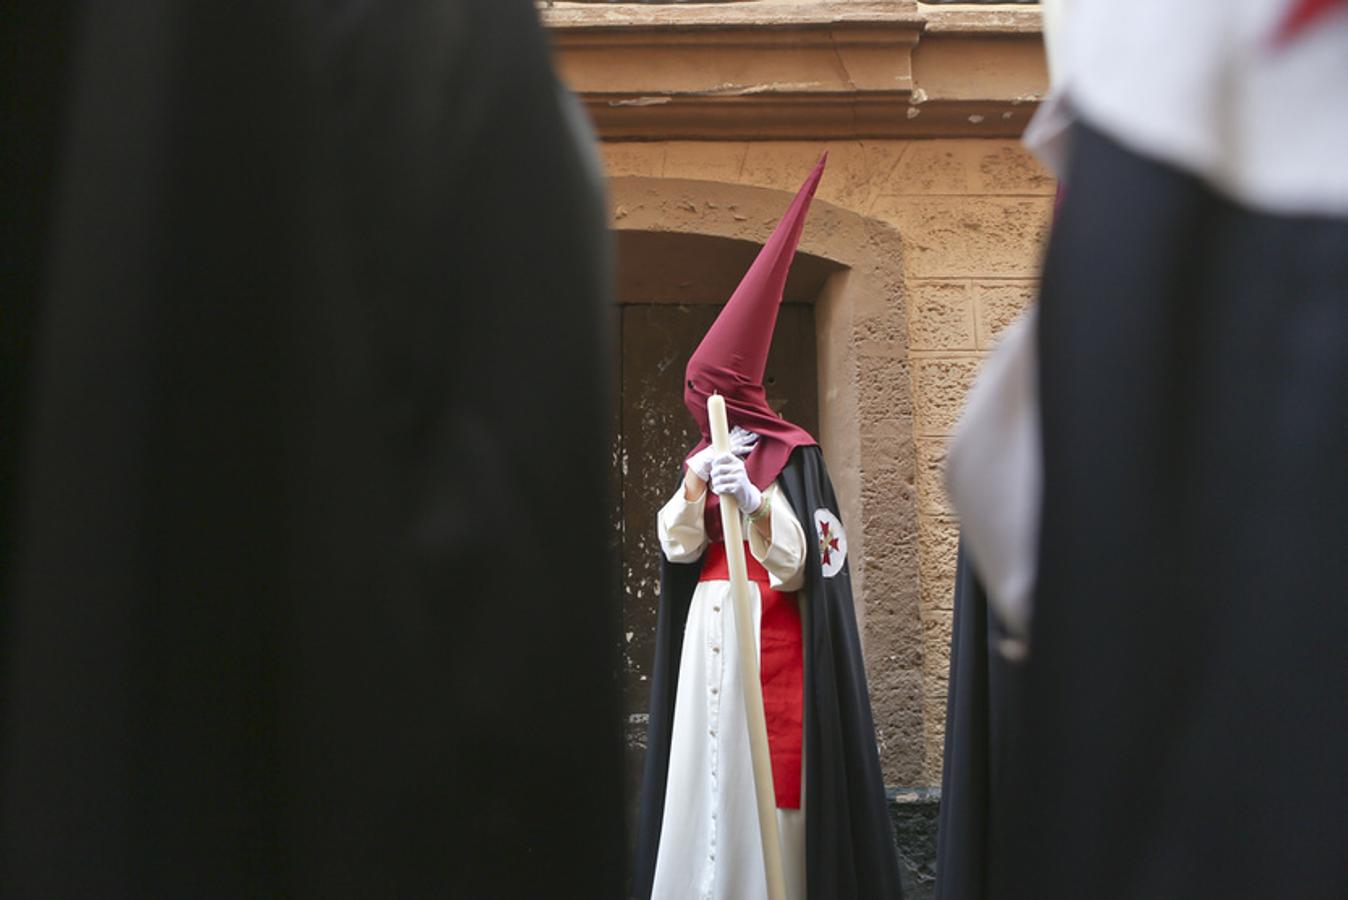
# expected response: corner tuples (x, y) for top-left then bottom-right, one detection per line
(699, 539), (771, 584)
(700, 541), (804, 808)
(1275, 0), (1346, 44)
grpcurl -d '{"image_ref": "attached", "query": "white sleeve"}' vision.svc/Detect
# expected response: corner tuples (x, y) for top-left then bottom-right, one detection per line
(747, 483), (807, 593)
(658, 486), (709, 563)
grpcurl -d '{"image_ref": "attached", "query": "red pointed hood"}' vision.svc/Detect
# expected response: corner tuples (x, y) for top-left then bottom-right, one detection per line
(684, 155), (826, 502)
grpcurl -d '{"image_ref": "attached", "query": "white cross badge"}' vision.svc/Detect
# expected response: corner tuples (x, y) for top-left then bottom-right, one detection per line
(814, 508), (847, 578)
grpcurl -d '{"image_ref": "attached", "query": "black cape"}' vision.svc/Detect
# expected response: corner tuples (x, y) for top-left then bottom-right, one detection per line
(634, 445), (904, 899)
(932, 543), (1023, 900)
(3, 1), (623, 896)
(996, 122), (1348, 897)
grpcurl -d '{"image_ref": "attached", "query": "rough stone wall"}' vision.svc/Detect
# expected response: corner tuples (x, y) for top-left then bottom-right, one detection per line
(877, 141), (1053, 779)
(602, 138), (1053, 784)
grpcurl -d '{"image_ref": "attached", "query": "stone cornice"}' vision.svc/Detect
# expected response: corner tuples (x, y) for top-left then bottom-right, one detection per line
(544, 2), (1047, 140)
(543, 2), (927, 31)
(920, 5), (1042, 35)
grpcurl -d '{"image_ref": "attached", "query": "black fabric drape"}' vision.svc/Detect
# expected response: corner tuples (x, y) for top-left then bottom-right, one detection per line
(634, 446), (904, 899)
(997, 122), (1348, 898)
(0, 0), (80, 739)
(933, 544), (1024, 900)
(2, 2), (622, 896)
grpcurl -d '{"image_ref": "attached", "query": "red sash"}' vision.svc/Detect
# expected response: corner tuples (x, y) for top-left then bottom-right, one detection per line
(700, 541), (804, 809)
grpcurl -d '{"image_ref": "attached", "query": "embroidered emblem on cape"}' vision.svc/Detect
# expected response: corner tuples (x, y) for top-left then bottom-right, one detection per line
(814, 508), (847, 578)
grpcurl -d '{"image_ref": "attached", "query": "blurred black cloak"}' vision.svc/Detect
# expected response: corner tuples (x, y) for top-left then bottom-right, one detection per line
(997, 122), (1348, 898)
(1, 1), (623, 896)
(932, 546), (1023, 900)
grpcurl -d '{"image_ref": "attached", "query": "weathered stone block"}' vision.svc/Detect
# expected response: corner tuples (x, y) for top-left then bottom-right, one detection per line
(865, 601), (924, 673)
(974, 279), (1037, 348)
(860, 140), (912, 210)
(870, 670), (927, 784)
(875, 195), (1052, 279)
(922, 565), (958, 617)
(924, 732), (947, 788)
(972, 141), (1056, 194)
(860, 551), (920, 630)
(887, 140), (1053, 198)
(914, 437), (953, 518)
(600, 142), (663, 178)
(908, 280), (975, 351)
(855, 293), (911, 357)
(922, 609), (955, 680)
(816, 140), (884, 210)
(741, 141), (830, 194)
(918, 514), (961, 613)
(893, 140), (971, 194)
(662, 140), (748, 183)
(858, 353), (914, 419)
(912, 356), (980, 436)
(861, 455), (916, 512)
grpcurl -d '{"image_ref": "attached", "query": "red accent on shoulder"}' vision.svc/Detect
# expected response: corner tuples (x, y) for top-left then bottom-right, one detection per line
(1275, 0), (1346, 45)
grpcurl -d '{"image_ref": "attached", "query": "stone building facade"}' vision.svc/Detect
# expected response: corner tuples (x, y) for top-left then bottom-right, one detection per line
(544, 2), (1051, 882)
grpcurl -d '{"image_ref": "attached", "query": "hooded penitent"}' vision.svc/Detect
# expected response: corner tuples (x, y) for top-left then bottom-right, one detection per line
(635, 155), (906, 899)
(684, 154), (826, 525)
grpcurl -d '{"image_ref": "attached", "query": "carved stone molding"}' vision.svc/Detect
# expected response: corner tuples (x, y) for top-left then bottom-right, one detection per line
(544, 2), (1047, 140)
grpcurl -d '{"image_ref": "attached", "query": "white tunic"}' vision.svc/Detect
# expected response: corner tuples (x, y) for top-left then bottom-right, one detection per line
(651, 483), (809, 900)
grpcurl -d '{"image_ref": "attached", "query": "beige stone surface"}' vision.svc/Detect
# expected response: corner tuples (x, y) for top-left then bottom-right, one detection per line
(907, 280), (975, 351)
(921, 660), (952, 777)
(817, 141), (898, 212)
(890, 142), (974, 194)
(662, 141), (748, 183)
(868, 670), (927, 784)
(875, 195), (1053, 279)
(600, 142), (664, 179)
(859, 142), (913, 210)
(974, 279), (1037, 348)
(741, 142), (837, 196)
(921, 612), (954, 705)
(914, 437), (953, 518)
(925, 728), (947, 783)
(922, 611), (955, 679)
(912, 356), (980, 437)
(973, 142), (1055, 194)
(858, 354), (914, 421)
(912, 36), (1047, 101)
(918, 515), (962, 616)
(879, 140), (1054, 196)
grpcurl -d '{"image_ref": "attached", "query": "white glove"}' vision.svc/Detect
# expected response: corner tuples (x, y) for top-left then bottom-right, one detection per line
(710, 452), (763, 514)
(686, 427), (759, 482)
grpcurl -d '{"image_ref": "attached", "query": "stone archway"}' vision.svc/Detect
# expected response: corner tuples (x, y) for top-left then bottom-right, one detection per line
(610, 176), (925, 785)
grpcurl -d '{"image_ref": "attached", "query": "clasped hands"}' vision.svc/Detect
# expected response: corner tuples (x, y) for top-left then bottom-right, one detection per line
(685, 426), (763, 515)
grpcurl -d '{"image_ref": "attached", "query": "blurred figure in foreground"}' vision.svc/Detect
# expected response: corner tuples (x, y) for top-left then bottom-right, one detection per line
(942, 0), (1347, 897)
(2, 1), (622, 896)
